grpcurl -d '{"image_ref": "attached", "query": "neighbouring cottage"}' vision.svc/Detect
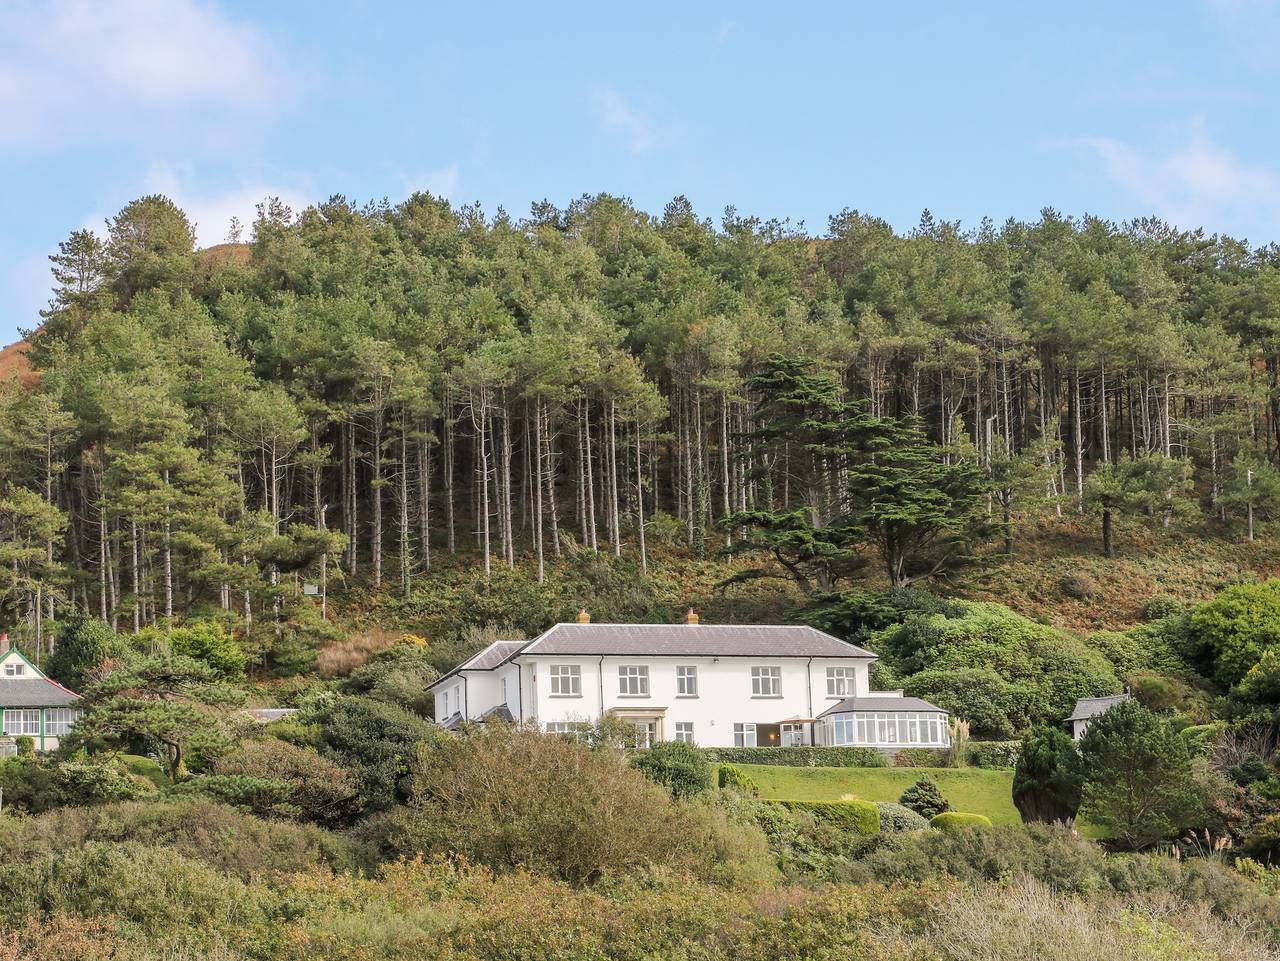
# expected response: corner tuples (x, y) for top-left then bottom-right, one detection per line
(1066, 693), (1131, 740)
(0, 637), (82, 753)
(427, 611), (950, 750)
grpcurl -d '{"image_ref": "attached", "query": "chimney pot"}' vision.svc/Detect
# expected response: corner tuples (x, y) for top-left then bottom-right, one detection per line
(685, 609), (699, 625)
(576, 609), (590, 624)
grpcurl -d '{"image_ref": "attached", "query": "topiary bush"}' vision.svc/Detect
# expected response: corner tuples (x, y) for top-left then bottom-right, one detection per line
(700, 747), (888, 768)
(931, 811), (993, 831)
(717, 764), (758, 796)
(899, 776), (949, 819)
(630, 740), (713, 799)
(875, 801), (928, 833)
(770, 799), (880, 835)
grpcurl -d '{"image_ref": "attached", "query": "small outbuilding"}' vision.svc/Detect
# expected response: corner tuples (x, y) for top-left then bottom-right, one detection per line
(0, 640), (82, 753)
(1066, 693), (1131, 740)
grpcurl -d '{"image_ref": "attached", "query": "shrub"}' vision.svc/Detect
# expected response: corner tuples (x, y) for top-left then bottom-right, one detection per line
(52, 759), (153, 805)
(1059, 573), (1098, 600)
(379, 723), (774, 886)
(1142, 594), (1185, 621)
(174, 773), (296, 818)
(931, 811), (993, 831)
(1078, 699), (1204, 849)
(1179, 722), (1226, 758)
(1242, 814), (1280, 862)
(45, 614), (119, 690)
(899, 777), (949, 819)
(314, 693), (440, 812)
(700, 746), (888, 767)
(875, 802), (929, 833)
(967, 740), (1021, 768)
(1189, 579), (1280, 686)
(213, 737), (360, 825)
(1013, 726), (1083, 824)
(630, 740), (713, 799)
(341, 641), (440, 715)
(717, 764), (758, 795)
(165, 621), (247, 679)
(13, 737), (33, 758)
(903, 667), (1023, 739)
(0, 800), (352, 880)
(771, 799), (880, 835)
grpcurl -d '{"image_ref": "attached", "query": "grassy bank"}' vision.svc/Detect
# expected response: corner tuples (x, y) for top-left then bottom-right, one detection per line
(738, 764), (1021, 825)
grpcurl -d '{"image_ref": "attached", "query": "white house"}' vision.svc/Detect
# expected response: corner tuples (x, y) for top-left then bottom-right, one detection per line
(427, 611), (950, 751)
(0, 641), (82, 753)
(1066, 693), (1131, 740)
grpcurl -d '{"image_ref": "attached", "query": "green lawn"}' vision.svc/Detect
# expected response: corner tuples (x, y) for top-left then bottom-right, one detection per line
(737, 764), (1022, 825)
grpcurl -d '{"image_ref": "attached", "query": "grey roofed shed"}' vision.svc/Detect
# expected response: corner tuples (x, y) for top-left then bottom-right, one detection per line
(1065, 694), (1131, 722)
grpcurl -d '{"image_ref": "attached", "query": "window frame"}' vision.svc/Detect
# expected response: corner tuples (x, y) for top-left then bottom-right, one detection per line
(549, 663), (582, 697)
(674, 721), (695, 744)
(617, 664), (650, 697)
(750, 665), (782, 698)
(3, 662), (24, 677)
(2, 709), (40, 737)
(675, 665), (698, 697)
(42, 708), (80, 737)
(826, 666), (856, 697)
(733, 722), (757, 747)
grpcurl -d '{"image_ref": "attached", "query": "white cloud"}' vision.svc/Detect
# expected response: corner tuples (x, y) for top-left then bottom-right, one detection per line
(0, 0), (285, 148)
(131, 164), (312, 248)
(591, 87), (657, 153)
(402, 163), (462, 201)
(1079, 127), (1280, 239)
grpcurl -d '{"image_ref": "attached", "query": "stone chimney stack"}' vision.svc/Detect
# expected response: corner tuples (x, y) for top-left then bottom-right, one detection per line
(685, 608), (699, 625)
(576, 608), (590, 624)
(0, 633), (8, 651)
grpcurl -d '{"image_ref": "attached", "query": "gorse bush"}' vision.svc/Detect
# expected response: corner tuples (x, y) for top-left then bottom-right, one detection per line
(376, 723), (775, 887)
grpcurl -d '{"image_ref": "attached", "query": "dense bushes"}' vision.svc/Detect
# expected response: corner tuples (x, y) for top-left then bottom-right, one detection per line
(213, 737), (360, 825)
(1188, 579), (1280, 687)
(340, 641), (441, 715)
(0, 799), (353, 880)
(630, 740), (713, 798)
(770, 799), (881, 835)
(0, 756), (152, 813)
(879, 601), (1122, 738)
(372, 723), (775, 887)
(701, 746), (888, 767)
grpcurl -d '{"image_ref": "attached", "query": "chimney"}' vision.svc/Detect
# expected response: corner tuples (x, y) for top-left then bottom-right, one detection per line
(685, 608), (700, 625)
(576, 608), (590, 624)
(0, 633), (8, 651)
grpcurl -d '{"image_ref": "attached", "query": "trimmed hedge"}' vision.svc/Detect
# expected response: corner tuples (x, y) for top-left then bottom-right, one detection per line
(893, 748), (948, 767)
(966, 741), (1021, 769)
(768, 799), (880, 835)
(700, 747), (888, 768)
(931, 811), (993, 831)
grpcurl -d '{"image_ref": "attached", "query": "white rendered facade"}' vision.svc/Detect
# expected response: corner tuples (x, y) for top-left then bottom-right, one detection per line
(428, 620), (950, 749)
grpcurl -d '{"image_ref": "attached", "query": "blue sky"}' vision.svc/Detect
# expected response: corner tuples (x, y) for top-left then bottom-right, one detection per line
(4, 0), (1280, 344)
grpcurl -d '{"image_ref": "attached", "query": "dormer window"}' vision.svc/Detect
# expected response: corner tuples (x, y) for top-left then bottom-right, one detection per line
(3, 662), (24, 677)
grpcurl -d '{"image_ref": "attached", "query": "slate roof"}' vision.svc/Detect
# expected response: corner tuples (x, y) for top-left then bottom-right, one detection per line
(0, 676), (80, 708)
(478, 704), (514, 723)
(819, 695), (947, 717)
(427, 639), (526, 690)
(1066, 694), (1130, 722)
(522, 624), (876, 659)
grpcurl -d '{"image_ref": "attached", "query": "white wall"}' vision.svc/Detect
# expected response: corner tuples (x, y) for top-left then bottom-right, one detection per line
(513, 655), (872, 747)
